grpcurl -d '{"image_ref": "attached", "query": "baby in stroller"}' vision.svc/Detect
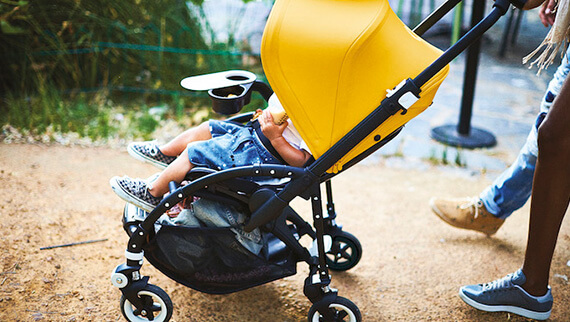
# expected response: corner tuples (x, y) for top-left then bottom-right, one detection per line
(111, 76), (366, 322)
(111, 93), (312, 259)
(110, 93), (311, 213)
(111, 77), (366, 322)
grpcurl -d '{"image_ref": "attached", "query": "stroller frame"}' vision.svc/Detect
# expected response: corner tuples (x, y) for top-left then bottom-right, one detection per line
(112, 0), (526, 320)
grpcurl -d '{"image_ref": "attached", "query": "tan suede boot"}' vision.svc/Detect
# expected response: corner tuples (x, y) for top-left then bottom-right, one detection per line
(429, 197), (505, 236)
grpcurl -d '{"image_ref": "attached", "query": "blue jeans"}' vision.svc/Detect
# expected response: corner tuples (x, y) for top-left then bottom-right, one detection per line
(480, 49), (570, 219)
(160, 198), (264, 255)
(187, 120), (280, 171)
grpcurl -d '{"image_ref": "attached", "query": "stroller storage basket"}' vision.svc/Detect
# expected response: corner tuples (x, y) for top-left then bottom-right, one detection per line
(143, 225), (297, 294)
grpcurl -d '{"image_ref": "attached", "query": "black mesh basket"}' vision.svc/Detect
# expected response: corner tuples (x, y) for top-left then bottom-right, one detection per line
(143, 225), (297, 294)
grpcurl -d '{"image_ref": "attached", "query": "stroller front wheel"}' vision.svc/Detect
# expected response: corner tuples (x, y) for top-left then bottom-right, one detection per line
(326, 231), (362, 271)
(120, 284), (173, 322)
(308, 296), (361, 322)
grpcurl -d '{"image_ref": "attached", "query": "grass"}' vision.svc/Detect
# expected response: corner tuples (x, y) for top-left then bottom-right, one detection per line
(427, 146), (466, 167)
(0, 83), (269, 145)
(2, 88), (195, 145)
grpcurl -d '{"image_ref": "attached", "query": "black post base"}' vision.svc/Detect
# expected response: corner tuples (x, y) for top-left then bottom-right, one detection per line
(431, 124), (496, 149)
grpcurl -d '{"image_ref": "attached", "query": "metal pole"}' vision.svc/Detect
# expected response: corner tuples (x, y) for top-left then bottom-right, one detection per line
(458, 0), (486, 135)
(430, 0), (497, 149)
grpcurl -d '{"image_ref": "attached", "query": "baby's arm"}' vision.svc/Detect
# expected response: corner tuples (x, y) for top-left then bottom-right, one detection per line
(270, 137), (311, 167)
(257, 109), (311, 167)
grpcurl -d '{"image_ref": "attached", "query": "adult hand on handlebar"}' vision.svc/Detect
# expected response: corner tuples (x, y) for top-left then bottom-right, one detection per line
(539, 0), (557, 27)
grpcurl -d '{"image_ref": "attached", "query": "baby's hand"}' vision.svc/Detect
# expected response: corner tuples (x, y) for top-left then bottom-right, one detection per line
(259, 109), (287, 140)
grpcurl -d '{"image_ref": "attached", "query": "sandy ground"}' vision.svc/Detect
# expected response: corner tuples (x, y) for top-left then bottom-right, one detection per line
(1, 143), (570, 321)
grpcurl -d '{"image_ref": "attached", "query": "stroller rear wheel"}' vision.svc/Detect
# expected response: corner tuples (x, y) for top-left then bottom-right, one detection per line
(120, 284), (173, 322)
(308, 296), (361, 322)
(326, 232), (362, 271)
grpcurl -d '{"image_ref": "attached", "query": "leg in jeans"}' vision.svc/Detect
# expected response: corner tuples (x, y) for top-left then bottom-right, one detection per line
(429, 50), (570, 235)
(479, 118), (539, 219)
(481, 49), (570, 219)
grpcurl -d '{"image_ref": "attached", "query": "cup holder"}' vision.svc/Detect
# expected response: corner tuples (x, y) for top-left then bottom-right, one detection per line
(208, 84), (252, 115)
(210, 85), (245, 98)
(181, 70), (272, 115)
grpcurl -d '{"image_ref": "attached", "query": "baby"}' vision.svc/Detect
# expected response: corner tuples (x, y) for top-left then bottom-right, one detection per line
(110, 94), (311, 212)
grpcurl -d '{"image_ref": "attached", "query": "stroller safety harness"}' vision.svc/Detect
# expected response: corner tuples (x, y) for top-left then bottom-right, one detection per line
(112, 0), (527, 321)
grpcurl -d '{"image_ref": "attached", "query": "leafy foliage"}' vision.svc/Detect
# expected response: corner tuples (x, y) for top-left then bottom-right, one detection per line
(0, 0), (210, 95)
(0, 0), (265, 140)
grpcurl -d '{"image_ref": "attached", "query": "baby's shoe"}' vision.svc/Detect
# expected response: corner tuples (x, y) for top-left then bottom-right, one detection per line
(110, 176), (161, 212)
(128, 141), (176, 169)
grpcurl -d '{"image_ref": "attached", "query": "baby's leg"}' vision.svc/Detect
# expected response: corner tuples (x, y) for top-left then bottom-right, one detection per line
(148, 146), (195, 197)
(160, 121), (212, 156)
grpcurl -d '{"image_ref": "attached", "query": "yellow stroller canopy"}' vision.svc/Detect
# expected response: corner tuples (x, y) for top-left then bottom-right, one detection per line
(261, 0), (449, 173)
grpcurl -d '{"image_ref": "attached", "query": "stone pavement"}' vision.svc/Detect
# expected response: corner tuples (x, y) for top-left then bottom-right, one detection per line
(366, 8), (559, 180)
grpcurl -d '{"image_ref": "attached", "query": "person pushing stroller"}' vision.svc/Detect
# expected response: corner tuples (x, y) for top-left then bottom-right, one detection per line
(110, 94), (312, 212)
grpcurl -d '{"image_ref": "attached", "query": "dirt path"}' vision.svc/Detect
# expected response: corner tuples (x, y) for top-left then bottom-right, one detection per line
(1, 143), (569, 321)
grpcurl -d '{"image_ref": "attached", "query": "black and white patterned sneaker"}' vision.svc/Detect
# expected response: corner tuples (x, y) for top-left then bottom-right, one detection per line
(110, 176), (162, 212)
(127, 141), (176, 169)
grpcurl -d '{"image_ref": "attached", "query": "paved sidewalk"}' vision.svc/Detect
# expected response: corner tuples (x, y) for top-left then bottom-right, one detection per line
(368, 9), (557, 179)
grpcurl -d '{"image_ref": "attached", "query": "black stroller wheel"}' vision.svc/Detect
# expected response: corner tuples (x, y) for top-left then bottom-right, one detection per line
(308, 296), (361, 322)
(120, 284), (173, 322)
(326, 232), (362, 271)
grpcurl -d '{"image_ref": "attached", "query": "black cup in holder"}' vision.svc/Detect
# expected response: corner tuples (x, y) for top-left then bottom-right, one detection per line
(208, 84), (253, 115)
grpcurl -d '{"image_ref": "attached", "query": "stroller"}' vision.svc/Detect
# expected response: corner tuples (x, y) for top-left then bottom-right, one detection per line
(111, 0), (526, 320)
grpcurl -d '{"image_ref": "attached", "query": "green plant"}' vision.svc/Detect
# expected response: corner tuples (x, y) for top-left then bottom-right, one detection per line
(441, 147), (449, 165)
(426, 146), (466, 168)
(0, 0), (210, 98)
(428, 148), (439, 165)
(134, 111), (160, 140)
(454, 148), (465, 167)
(392, 138), (404, 158)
